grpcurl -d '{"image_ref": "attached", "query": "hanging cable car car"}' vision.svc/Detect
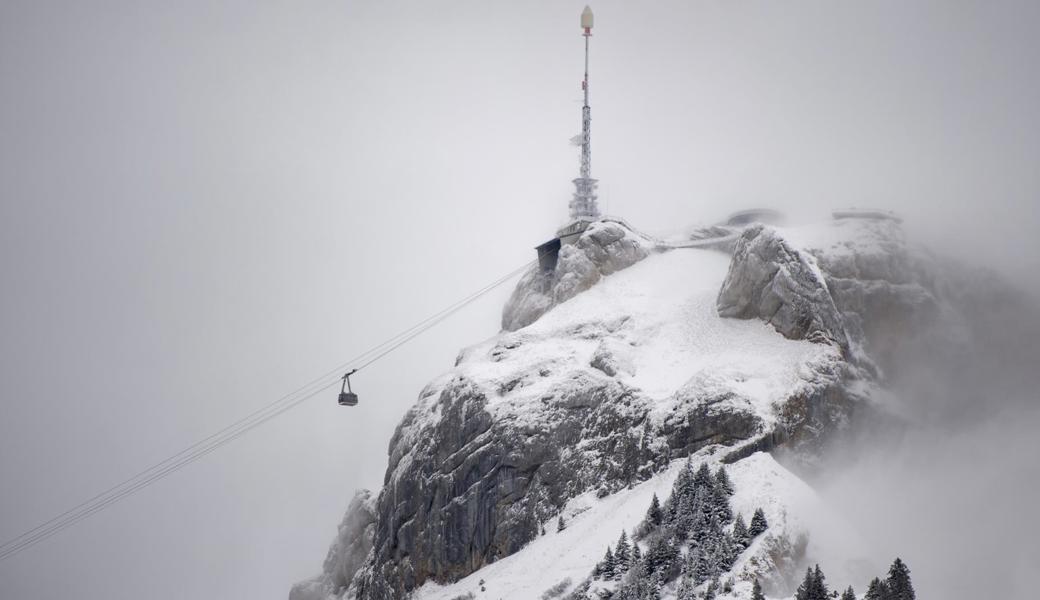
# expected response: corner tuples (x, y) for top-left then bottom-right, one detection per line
(338, 369), (359, 406)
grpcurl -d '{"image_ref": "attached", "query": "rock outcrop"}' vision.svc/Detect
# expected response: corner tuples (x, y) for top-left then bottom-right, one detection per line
(291, 491), (378, 600)
(716, 225), (849, 352)
(501, 220), (654, 331)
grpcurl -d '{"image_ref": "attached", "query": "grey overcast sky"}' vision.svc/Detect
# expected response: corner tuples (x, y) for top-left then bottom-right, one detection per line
(2, 2), (1038, 599)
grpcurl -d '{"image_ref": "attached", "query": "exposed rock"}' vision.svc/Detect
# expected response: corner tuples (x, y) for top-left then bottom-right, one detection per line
(772, 219), (944, 377)
(502, 220), (654, 331)
(349, 374), (663, 599)
(716, 225), (849, 352)
(589, 339), (635, 377)
(289, 490), (377, 600)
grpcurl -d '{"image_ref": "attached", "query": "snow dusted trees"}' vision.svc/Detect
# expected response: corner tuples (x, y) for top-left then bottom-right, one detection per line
(885, 557), (915, 600)
(795, 564), (830, 600)
(589, 459), (769, 597)
(598, 547), (615, 580)
(865, 577), (888, 600)
(748, 507), (768, 538)
(630, 539), (641, 564)
(593, 531), (638, 581)
(784, 560), (914, 600)
(614, 531), (631, 578)
(646, 493), (663, 527)
(732, 513), (748, 547)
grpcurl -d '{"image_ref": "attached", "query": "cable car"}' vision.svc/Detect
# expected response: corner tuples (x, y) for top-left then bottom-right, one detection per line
(339, 369), (358, 406)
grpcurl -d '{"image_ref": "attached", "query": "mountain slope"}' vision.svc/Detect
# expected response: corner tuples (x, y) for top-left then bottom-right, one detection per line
(293, 214), (973, 600)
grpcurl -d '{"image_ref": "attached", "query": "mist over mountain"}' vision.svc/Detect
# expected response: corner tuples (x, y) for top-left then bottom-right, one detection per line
(292, 212), (1039, 599)
(3, 3), (1038, 600)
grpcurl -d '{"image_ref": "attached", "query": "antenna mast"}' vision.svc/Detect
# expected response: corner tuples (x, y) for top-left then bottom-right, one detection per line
(570, 6), (600, 222)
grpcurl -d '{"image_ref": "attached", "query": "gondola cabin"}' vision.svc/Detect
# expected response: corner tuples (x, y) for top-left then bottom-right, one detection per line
(339, 370), (359, 406)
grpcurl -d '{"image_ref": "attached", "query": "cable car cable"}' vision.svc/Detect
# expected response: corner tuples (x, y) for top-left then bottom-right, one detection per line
(0, 378), (340, 562)
(0, 259), (534, 563)
(0, 259), (532, 557)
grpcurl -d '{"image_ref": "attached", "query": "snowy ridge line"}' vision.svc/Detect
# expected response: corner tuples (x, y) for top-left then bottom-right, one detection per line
(597, 215), (739, 251)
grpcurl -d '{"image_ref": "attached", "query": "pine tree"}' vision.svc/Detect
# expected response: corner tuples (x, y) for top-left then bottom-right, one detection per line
(601, 547), (616, 581)
(885, 558), (914, 600)
(709, 483), (733, 523)
(864, 577), (888, 600)
(841, 586), (856, 600)
(795, 565), (830, 600)
(812, 564), (829, 600)
(748, 508), (768, 537)
(630, 540), (642, 564)
(717, 532), (737, 571)
(714, 467), (734, 496)
(751, 578), (766, 600)
(615, 531), (631, 576)
(694, 462), (714, 490)
(795, 567), (814, 600)
(643, 536), (676, 578)
(646, 493), (663, 527)
(732, 514), (749, 547)
(692, 532), (723, 585)
(557, 516), (566, 532)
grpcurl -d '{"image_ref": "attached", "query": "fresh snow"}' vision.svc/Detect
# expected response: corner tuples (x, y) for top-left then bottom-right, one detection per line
(448, 248), (839, 428)
(412, 451), (867, 600)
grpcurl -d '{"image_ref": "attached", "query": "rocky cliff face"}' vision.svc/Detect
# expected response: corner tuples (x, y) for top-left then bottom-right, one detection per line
(294, 215), (980, 600)
(291, 491), (377, 600)
(501, 220), (655, 331)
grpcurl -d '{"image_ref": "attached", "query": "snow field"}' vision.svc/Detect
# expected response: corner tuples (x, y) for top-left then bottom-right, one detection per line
(451, 248), (838, 428)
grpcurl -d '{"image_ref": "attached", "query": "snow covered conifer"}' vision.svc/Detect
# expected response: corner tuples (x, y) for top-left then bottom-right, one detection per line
(710, 483), (732, 523)
(694, 462), (714, 490)
(812, 564), (829, 600)
(692, 536), (721, 584)
(646, 493), (663, 527)
(841, 586), (856, 600)
(718, 532), (737, 570)
(864, 577), (888, 600)
(601, 547), (615, 580)
(794, 565), (829, 600)
(748, 508), (768, 537)
(732, 513), (749, 546)
(751, 578), (766, 600)
(885, 558), (914, 600)
(795, 567), (814, 600)
(714, 467), (734, 496)
(615, 531), (631, 576)
(630, 539), (642, 564)
(557, 516), (566, 532)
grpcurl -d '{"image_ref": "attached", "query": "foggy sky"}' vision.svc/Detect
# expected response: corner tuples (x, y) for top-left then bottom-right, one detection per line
(2, 2), (1038, 599)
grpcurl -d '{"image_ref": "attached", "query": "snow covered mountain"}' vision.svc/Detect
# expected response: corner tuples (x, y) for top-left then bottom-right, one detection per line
(291, 214), (999, 600)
